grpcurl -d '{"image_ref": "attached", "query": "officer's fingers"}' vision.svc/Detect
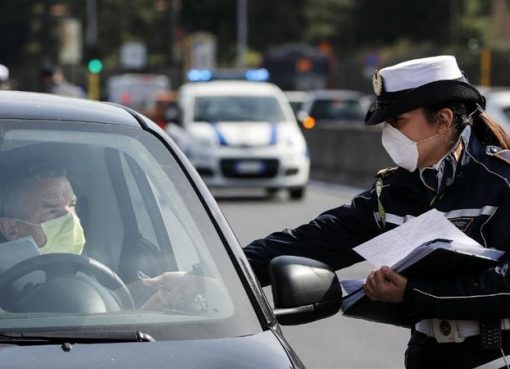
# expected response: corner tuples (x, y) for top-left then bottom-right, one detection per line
(363, 281), (377, 300)
(363, 273), (383, 300)
(380, 266), (407, 288)
(372, 269), (390, 288)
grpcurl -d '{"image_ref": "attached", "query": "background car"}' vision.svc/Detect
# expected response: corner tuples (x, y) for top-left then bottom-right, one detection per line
(284, 90), (309, 119)
(297, 89), (366, 129)
(106, 73), (171, 115)
(0, 91), (341, 368)
(168, 79), (310, 200)
(483, 89), (510, 134)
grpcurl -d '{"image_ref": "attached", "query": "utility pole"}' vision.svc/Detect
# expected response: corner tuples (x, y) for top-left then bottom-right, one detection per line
(86, 0), (98, 48)
(166, 0), (178, 66)
(237, 0), (247, 68)
(86, 0), (100, 99)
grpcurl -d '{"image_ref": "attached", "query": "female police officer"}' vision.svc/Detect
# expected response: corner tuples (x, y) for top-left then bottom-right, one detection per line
(244, 55), (510, 368)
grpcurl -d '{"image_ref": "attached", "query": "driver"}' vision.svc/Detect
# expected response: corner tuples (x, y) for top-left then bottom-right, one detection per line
(0, 160), (85, 257)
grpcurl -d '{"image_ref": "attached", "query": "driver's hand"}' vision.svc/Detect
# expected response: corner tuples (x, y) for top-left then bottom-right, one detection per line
(140, 271), (208, 312)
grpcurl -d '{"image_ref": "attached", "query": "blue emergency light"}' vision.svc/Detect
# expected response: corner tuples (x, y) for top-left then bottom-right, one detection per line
(245, 68), (269, 82)
(187, 69), (213, 82)
(186, 68), (270, 82)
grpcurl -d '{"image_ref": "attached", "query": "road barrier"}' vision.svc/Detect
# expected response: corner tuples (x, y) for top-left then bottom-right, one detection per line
(303, 125), (393, 188)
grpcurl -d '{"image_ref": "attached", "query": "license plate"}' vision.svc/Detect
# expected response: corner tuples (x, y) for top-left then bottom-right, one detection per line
(235, 160), (264, 174)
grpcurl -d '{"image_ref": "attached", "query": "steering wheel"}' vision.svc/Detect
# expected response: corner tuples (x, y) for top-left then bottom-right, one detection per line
(0, 253), (135, 313)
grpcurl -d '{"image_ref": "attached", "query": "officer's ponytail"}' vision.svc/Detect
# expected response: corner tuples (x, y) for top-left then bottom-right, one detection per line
(472, 110), (510, 150)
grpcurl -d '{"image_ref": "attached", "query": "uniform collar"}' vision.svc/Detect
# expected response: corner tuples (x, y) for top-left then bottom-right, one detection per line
(418, 125), (472, 197)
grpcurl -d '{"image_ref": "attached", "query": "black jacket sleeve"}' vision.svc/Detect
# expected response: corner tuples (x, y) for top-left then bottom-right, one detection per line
(243, 188), (380, 286)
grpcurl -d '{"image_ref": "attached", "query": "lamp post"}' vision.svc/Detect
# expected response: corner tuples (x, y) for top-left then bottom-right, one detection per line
(237, 0), (247, 68)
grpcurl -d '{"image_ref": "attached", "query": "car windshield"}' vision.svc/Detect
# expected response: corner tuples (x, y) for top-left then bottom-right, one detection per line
(0, 121), (261, 340)
(310, 98), (364, 121)
(193, 95), (286, 122)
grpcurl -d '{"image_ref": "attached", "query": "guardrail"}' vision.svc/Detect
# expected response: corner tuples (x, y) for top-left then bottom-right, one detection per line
(302, 125), (393, 188)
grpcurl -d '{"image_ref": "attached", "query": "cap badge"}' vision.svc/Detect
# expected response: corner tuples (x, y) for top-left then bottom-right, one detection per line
(372, 70), (383, 96)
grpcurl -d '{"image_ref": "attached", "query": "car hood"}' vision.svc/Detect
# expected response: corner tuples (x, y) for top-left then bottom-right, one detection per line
(190, 122), (281, 147)
(0, 330), (300, 369)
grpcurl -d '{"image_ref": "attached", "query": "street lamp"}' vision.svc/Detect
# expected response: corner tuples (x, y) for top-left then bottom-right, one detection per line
(237, 0), (247, 68)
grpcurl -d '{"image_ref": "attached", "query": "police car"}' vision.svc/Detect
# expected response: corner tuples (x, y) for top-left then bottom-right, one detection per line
(168, 69), (310, 199)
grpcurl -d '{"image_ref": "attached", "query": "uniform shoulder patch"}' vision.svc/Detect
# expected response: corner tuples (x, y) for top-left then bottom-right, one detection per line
(493, 150), (510, 165)
(375, 166), (398, 178)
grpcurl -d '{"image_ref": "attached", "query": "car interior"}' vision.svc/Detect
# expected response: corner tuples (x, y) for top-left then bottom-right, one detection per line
(0, 124), (244, 321)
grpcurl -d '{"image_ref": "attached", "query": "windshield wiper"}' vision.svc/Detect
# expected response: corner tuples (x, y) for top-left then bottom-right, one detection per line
(0, 330), (155, 350)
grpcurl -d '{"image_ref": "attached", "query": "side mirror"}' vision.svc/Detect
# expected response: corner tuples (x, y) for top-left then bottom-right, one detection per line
(270, 256), (342, 325)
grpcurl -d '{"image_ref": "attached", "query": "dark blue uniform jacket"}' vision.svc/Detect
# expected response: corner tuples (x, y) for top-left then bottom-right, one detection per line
(244, 126), (510, 323)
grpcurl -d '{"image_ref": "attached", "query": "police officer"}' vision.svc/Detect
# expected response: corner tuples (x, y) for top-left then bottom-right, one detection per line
(244, 55), (510, 369)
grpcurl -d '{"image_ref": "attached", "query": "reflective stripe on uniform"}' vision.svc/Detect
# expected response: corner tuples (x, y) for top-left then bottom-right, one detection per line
(380, 206), (499, 226)
(445, 206), (498, 218)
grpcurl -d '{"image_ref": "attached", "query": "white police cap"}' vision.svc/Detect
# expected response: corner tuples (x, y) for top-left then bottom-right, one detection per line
(365, 55), (485, 125)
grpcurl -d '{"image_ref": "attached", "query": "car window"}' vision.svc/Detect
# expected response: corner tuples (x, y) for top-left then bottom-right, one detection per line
(120, 154), (159, 247)
(194, 95), (286, 122)
(503, 106), (510, 122)
(310, 98), (364, 121)
(0, 121), (261, 340)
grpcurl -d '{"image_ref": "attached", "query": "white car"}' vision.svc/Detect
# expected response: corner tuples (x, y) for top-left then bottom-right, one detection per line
(484, 89), (510, 134)
(168, 80), (310, 199)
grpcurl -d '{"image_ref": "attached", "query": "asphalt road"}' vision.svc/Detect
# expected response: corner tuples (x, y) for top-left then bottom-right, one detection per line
(216, 183), (409, 369)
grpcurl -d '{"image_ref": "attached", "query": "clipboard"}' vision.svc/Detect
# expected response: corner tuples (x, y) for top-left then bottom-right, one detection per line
(341, 239), (504, 327)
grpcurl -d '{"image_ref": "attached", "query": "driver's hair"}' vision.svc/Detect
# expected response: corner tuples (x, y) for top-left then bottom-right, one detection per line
(0, 160), (67, 221)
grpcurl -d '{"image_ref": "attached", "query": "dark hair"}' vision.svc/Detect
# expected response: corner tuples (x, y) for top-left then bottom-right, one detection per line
(423, 102), (510, 150)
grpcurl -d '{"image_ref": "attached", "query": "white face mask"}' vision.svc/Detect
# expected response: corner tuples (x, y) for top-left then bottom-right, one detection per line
(381, 123), (442, 172)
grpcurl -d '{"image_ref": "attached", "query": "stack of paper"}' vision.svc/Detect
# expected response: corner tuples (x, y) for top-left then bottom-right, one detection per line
(341, 209), (505, 327)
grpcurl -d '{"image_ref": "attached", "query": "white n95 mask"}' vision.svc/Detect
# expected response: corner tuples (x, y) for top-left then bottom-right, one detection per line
(381, 124), (419, 172)
(381, 123), (443, 172)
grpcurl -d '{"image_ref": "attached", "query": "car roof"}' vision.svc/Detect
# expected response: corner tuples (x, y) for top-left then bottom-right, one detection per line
(485, 90), (510, 103)
(179, 81), (283, 96)
(0, 90), (141, 127)
(284, 90), (308, 100)
(307, 89), (363, 99)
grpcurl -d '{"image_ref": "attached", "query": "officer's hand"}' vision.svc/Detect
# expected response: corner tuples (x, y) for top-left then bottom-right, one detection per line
(363, 266), (407, 303)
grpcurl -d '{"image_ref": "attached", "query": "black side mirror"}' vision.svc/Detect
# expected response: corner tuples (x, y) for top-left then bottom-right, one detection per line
(270, 256), (342, 325)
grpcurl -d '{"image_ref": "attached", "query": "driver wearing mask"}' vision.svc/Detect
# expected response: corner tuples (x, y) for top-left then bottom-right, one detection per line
(0, 160), (85, 258)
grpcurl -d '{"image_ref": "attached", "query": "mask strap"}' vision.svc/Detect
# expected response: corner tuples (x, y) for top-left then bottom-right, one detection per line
(463, 103), (484, 125)
(13, 218), (40, 227)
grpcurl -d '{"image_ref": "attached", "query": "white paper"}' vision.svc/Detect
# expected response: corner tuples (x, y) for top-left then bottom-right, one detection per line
(0, 236), (42, 273)
(353, 209), (482, 267)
